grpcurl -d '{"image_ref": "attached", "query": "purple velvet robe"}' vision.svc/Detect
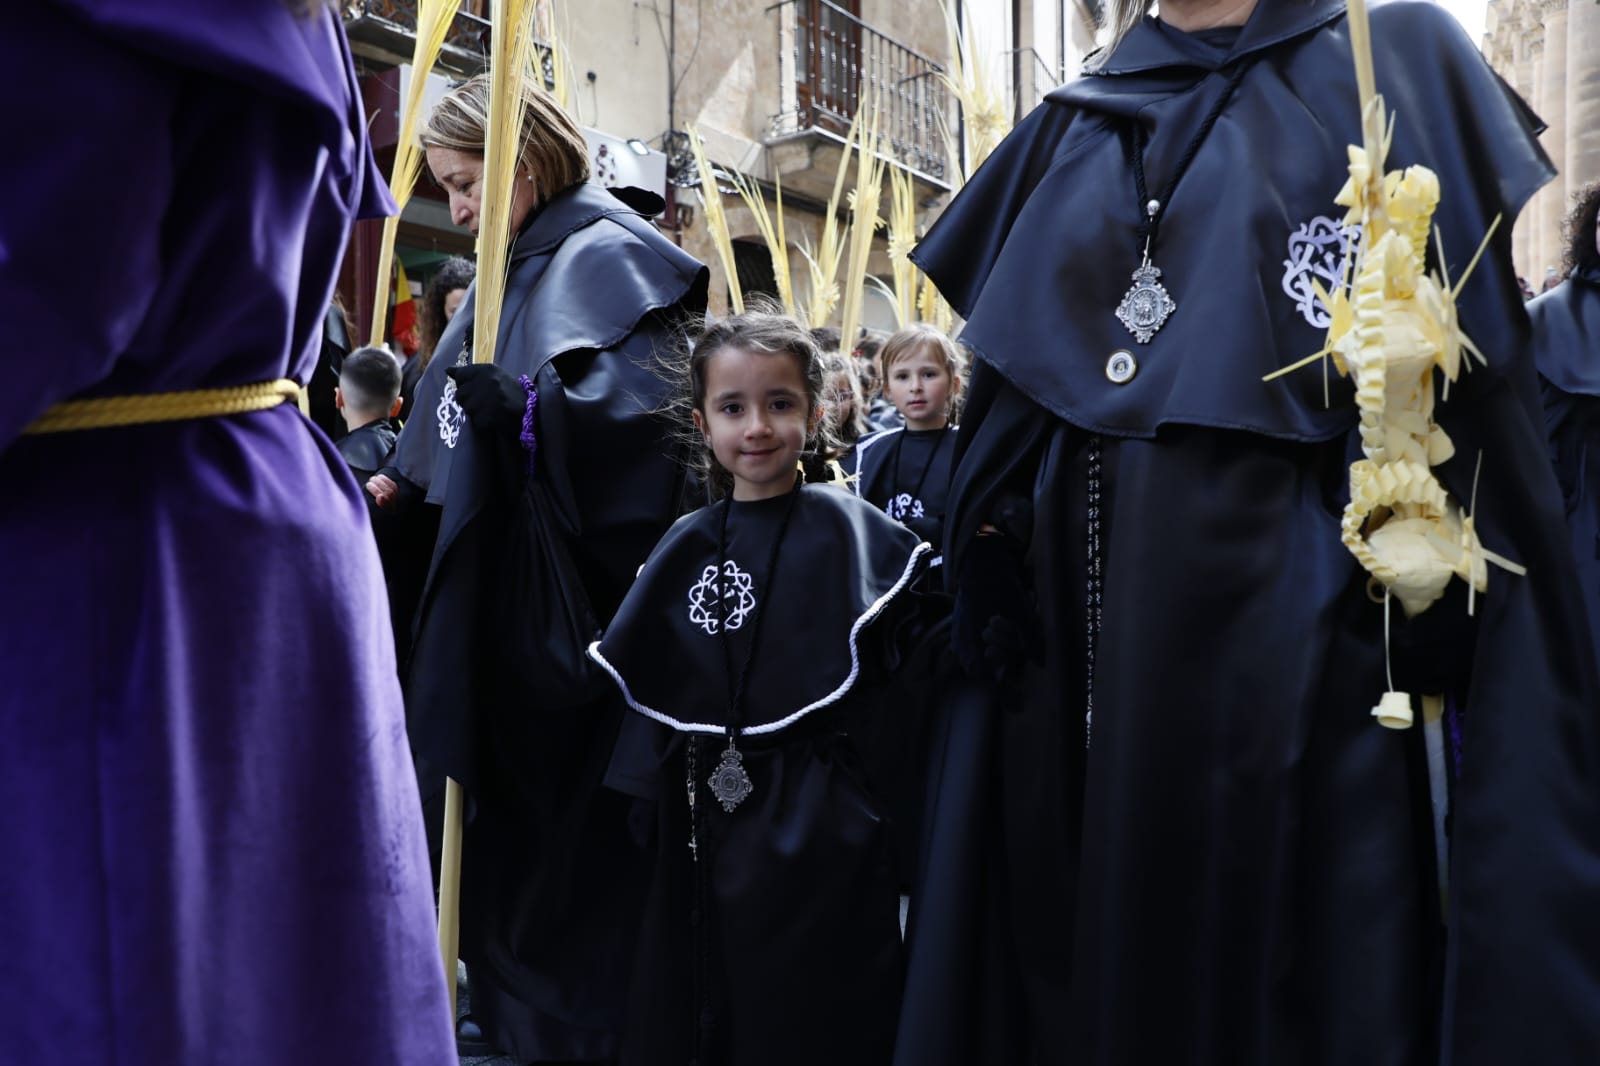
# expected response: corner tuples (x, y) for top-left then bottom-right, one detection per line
(0, 4), (455, 1062)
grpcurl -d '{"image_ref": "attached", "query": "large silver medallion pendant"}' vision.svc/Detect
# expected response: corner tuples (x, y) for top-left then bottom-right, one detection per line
(1116, 259), (1177, 345)
(708, 741), (753, 812)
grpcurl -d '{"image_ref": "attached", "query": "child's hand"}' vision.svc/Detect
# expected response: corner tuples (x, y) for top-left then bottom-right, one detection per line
(366, 473), (399, 510)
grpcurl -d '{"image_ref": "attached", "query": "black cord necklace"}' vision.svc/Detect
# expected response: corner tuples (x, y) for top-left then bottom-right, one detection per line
(705, 474), (803, 813)
(1116, 58), (1255, 345)
(886, 427), (949, 522)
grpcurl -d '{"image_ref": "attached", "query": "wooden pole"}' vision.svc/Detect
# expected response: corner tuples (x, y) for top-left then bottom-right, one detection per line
(437, 776), (466, 1019)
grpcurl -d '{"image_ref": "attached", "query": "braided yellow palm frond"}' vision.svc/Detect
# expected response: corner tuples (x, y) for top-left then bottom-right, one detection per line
(838, 92), (888, 352)
(534, 0), (573, 112)
(369, 0), (464, 345)
(795, 104), (865, 328)
(729, 169), (796, 317)
(884, 165), (918, 328)
(939, 0), (1010, 182)
(1263, 0), (1515, 728)
(687, 127), (743, 315)
(472, 0), (540, 365)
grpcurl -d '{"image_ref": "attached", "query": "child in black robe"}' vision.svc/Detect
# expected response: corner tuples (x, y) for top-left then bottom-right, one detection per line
(851, 324), (964, 553)
(588, 310), (931, 1066)
(849, 325), (965, 887)
(333, 345), (403, 483)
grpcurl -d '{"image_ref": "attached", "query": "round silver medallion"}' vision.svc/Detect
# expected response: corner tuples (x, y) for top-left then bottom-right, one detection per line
(1105, 349), (1138, 384)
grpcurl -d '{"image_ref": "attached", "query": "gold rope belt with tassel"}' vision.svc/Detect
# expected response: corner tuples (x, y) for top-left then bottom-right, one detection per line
(22, 379), (302, 435)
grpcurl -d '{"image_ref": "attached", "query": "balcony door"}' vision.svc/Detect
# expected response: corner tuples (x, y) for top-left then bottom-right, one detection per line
(797, 0), (863, 133)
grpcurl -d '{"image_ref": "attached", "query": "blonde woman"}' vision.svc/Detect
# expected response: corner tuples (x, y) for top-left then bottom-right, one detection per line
(370, 73), (708, 1061)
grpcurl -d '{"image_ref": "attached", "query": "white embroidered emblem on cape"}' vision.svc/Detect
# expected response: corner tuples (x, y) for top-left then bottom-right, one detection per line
(437, 379), (465, 449)
(688, 560), (756, 635)
(885, 493), (925, 521)
(436, 348), (472, 450)
(1281, 216), (1362, 328)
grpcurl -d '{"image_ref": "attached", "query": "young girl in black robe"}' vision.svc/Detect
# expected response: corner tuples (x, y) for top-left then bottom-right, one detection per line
(587, 311), (931, 1066)
(849, 325), (966, 887)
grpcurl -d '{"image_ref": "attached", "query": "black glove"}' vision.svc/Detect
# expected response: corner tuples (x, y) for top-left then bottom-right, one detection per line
(447, 363), (527, 437)
(952, 532), (1042, 689)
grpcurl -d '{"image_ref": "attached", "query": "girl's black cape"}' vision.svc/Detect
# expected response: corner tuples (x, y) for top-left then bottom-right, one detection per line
(901, 3), (1600, 1065)
(850, 424), (958, 551)
(588, 483), (930, 735)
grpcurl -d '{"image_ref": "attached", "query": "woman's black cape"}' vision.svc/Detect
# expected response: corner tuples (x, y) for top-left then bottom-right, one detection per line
(386, 181), (707, 1059)
(901, 3), (1600, 1065)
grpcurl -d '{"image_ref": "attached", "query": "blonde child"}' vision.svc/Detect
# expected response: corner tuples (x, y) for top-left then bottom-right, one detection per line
(851, 324), (965, 552)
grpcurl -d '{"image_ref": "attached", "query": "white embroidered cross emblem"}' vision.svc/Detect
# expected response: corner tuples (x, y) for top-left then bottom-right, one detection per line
(687, 560), (757, 635)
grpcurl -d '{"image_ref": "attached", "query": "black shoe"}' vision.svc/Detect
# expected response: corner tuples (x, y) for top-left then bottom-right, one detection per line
(455, 1013), (499, 1058)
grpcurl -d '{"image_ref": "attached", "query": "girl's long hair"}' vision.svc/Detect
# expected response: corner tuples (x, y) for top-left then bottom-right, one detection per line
(664, 302), (844, 500)
(417, 256), (477, 370)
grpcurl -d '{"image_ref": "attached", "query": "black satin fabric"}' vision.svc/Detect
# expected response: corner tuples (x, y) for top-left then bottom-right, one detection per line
(1531, 266), (1600, 678)
(594, 486), (929, 1066)
(903, 4), (1600, 1065)
(333, 417), (395, 482)
(911, 0), (1546, 445)
(847, 427), (959, 885)
(850, 425), (958, 542)
(1531, 266), (1600, 397)
(607, 718), (903, 1066)
(387, 182), (708, 1061)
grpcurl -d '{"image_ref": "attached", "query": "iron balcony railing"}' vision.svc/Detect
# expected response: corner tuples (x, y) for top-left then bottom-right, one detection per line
(343, 0), (554, 83)
(768, 0), (949, 186)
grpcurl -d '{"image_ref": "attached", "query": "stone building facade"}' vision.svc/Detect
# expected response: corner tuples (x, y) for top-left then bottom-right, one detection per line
(343, 0), (1101, 325)
(1484, 0), (1600, 285)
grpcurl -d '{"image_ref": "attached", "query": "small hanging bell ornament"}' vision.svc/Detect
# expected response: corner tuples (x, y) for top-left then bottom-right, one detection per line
(1372, 690), (1414, 730)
